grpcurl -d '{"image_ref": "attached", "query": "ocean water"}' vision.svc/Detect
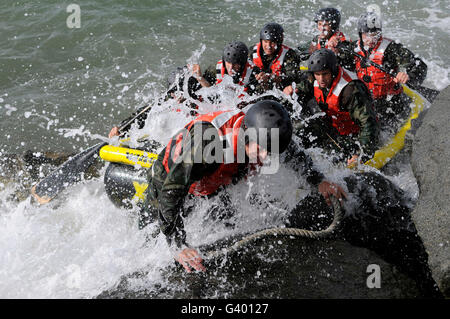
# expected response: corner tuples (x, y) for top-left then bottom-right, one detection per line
(0, 0), (449, 298)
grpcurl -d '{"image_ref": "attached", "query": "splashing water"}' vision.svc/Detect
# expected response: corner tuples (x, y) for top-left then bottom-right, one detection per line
(0, 0), (447, 298)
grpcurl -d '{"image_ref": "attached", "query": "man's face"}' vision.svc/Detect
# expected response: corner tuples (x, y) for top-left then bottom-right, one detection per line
(245, 141), (268, 164)
(224, 61), (242, 76)
(314, 69), (333, 89)
(361, 31), (382, 49)
(261, 39), (278, 57)
(318, 20), (333, 39)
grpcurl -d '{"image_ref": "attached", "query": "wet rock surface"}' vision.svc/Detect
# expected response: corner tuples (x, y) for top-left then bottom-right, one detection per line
(411, 86), (450, 297)
(98, 237), (420, 299)
(98, 169), (442, 299)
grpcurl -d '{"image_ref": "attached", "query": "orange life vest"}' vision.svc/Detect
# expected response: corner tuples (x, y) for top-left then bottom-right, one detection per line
(252, 43), (290, 76)
(354, 37), (403, 99)
(313, 66), (361, 136)
(162, 109), (246, 196)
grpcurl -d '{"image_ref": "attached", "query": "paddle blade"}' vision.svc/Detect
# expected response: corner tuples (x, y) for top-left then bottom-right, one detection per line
(31, 142), (107, 204)
(414, 85), (440, 103)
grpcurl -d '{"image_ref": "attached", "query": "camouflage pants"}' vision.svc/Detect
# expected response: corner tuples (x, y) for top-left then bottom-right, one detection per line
(295, 115), (361, 161)
(373, 92), (411, 133)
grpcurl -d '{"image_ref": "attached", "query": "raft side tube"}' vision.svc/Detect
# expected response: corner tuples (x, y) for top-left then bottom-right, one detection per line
(104, 163), (149, 209)
(99, 145), (157, 168)
(101, 144), (159, 209)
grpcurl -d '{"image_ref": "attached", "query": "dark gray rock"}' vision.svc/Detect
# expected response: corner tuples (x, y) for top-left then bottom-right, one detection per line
(98, 237), (420, 299)
(98, 170), (441, 299)
(411, 86), (450, 297)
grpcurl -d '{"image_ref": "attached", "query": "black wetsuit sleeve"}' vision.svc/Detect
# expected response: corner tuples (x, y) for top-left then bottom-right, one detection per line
(245, 70), (267, 95)
(384, 42), (428, 86)
(279, 49), (303, 90)
(283, 142), (324, 187)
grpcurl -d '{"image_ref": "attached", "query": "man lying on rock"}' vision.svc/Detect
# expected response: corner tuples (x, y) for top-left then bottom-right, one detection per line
(135, 97), (440, 297)
(138, 99), (347, 273)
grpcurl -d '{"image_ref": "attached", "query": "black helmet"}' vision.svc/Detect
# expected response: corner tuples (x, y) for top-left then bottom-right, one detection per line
(307, 48), (339, 76)
(357, 12), (382, 34)
(243, 100), (292, 154)
(314, 7), (341, 32)
(259, 23), (284, 45)
(222, 41), (249, 67)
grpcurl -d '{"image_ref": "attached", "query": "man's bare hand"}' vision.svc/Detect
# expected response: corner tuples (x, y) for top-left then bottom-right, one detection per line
(283, 85), (299, 96)
(347, 154), (360, 168)
(318, 180), (348, 206)
(108, 126), (119, 138)
(176, 247), (206, 273)
(255, 72), (270, 84)
(191, 64), (202, 80)
(189, 64), (211, 88)
(326, 37), (341, 54)
(393, 72), (409, 84)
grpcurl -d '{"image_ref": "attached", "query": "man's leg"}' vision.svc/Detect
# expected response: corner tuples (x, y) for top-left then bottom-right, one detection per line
(342, 172), (442, 298)
(287, 192), (334, 230)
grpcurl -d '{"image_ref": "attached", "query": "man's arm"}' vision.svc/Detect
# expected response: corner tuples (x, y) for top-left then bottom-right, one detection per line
(297, 40), (312, 62)
(291, 74), (316, 112)
(335, 40), (358, 71)
(384, 42), (428, 86)
(283, 141), (347, 206)
(283, 141), (324, 187)
(246, 70), (270, 95)
(109, 104), (153, 138)
(280, 49), (303, 90)
(340, 81), (379, 160)
(192, 64), (215, 87)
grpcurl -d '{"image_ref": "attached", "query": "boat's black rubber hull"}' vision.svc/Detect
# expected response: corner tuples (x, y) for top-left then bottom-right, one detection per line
(104, 162), (148, 209)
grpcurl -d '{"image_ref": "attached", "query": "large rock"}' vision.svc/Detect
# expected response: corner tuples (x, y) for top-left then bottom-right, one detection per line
(99, 170), (440, 299)
(98, 237), (420, 299)
(411, 86), (450, 297)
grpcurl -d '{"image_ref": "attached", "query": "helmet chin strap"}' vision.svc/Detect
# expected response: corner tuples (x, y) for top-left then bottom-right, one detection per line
(359, 33), (368, 58)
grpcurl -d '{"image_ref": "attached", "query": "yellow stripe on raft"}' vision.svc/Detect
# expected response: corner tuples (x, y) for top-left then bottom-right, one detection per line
(364, 84), (427, 169)
(99, 145), (158, 168)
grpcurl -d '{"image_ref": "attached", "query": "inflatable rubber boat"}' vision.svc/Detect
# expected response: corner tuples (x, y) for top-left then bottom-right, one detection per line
(100, 83), (430, 208)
